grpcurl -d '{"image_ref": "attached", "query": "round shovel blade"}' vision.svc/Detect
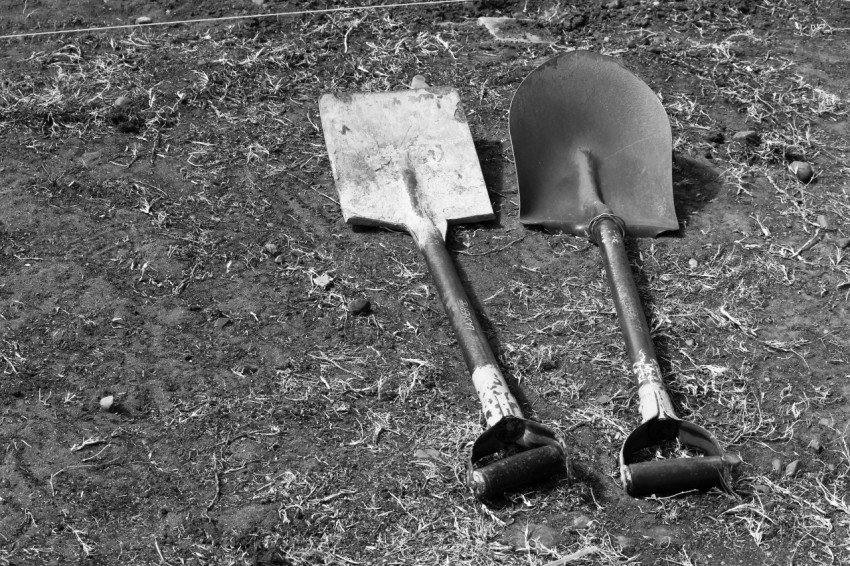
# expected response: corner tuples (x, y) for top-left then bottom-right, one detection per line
(510, 51), (678, 238)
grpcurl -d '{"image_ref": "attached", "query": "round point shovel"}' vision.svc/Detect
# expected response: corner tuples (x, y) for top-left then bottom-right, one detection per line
(319, 80), (569, 499)
(509, 51), (739, 497)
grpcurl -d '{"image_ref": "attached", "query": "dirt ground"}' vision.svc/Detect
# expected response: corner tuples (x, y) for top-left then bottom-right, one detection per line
(1, 0), (850, 564)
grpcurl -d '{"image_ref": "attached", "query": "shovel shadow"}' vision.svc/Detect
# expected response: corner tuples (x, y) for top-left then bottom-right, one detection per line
(671, 152), (724, 233)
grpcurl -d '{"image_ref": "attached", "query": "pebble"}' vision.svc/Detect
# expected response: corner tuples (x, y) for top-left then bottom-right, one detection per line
(595, 394), (611, 405)
(347, 297), (371, 315)
(563, 511), (593, 531)
(410, 75), (429, 89)
(819, 417), (835, 427)
(688, 258), (698, 268)
(135, 16), (152, 25)
(504, 522), (564, 549)
(785, 459), (802, 477)
(114, 95), (131, 109)
(788, 161), (814, 183)
(771, 457), (782, 474)
(614, 534), (637, 554)
(413, 448), (442, 462)
(263, 242), (279, 255)
(809, 437), (823, 454)
(733, 130), (761, 145)
(214, 317), (232, 330)
(837, 237), (850, 249)
(605, 0), (622, 8)
(312, 273), (334, 290)
(99, 395), (114, 411)
(252, 0), (265, 5)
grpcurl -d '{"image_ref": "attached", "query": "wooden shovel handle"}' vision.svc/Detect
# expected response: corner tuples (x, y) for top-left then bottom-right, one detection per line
(591, 216), (677, 423)
(416, 225), (523, 427)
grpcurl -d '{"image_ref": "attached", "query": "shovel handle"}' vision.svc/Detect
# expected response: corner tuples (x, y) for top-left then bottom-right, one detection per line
(623, 456), (737, 496)
(591, 217), (677, 423)
(470, 445), (566, 499)
(416, 226), (523, 427)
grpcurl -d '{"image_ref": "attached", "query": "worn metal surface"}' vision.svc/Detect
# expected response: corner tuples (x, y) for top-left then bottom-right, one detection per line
(510, 50), (678, 238)
(319, 87), (493, 243)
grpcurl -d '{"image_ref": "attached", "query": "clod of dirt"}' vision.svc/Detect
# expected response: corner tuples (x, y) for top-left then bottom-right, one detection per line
(263, 242), (279, 255)
(114, 95), (131, 109)
(733, 130), (761, 145)
(347, 297), (371, 315)
(785, 459), (803, 477)
(705, 130), (725, 144)
(789, 161), (814, 184)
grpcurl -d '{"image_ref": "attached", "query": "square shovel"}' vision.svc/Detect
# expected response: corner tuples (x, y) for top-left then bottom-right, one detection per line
(320, 82), (568, 499)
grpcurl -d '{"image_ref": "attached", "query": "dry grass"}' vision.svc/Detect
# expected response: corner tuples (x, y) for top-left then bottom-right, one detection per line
(1, 1), (850, 565)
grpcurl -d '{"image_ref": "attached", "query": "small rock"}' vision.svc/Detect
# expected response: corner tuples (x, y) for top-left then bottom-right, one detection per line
(99, 395), (114, 411)
(274, 254), (285, 265)
(733, 130), (761, 145)
(566, 513), (592, 531)
(504, 522), (565, 550)
(614, 534), (637, 554)
(252, 0), (265, 5)
(595, 394), (611, 405)
(214, 317), (232, 330)
(771, 457), (782, 474)
(605, 0), (622, 8)
(114, 95), (131, 109)
(413, 448), (442, 462)
(817, 215), (828, 229)
(819, 417), (835, 427)
(135, 16), (152, 25)
(264, 242), (279, 255)
(837, 237), (850, 249)
(785, 459), (802, 477)
(788, 161), (814, 184)
(644, 525), (679, 546)
(312, 273), (333, 290)
(809, 437), (823, 454)
(347, 297), (371, 315)
(410, 75), (429, 89)
(688, 258), (698, 269)
(705, 131), (725, 144)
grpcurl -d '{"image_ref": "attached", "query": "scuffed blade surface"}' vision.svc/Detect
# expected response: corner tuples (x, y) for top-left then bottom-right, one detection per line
(319, 88), (493, 237)
(510, 51), (678, 238)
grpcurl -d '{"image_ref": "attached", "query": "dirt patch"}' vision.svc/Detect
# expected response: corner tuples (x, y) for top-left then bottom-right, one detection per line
(2, 0), (850, 565)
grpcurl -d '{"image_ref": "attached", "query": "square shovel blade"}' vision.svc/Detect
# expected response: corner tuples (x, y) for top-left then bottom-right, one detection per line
(319, 87), (493, 238)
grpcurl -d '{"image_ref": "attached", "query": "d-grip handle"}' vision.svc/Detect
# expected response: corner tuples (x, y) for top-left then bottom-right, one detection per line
(623, 456), (736, 496)
(470, 445), (565, 499)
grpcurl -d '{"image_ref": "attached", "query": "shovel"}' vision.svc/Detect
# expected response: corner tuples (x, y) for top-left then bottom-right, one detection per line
(319, 81), (568, 499)
(510, 51), (738, 496)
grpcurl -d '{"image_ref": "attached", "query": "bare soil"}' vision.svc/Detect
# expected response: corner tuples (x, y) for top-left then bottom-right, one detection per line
(2, 1), (850, 565)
